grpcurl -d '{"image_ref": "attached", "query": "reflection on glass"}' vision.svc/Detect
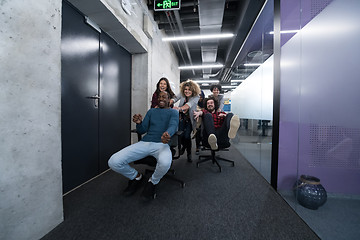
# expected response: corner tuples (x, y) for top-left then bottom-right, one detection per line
(229, 0), (274, 184)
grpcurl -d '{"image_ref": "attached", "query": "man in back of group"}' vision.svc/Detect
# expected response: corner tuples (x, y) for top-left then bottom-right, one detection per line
(194, 96), (240, 150)
(108, 91), (179, 200)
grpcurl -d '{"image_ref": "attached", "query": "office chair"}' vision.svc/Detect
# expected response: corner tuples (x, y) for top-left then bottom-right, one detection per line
(131, 130), (185, 189)
(196, 140), (235, 172)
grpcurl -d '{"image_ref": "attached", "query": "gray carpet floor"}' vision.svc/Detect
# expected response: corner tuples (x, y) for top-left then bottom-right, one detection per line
(42, 145), (319, 240)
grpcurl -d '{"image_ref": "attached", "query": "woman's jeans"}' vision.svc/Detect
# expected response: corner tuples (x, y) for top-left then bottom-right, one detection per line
(108, 141), (172, 184)
(179, 118), (192, 155)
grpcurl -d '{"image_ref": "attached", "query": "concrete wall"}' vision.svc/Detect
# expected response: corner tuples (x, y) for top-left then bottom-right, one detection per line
(0, 0), (63, 239)
(0, 0), (179, 238)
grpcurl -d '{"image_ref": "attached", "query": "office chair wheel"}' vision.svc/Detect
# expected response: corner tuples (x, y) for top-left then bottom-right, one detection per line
(153, 193), (157, 199)
(180, 182), (186, 188)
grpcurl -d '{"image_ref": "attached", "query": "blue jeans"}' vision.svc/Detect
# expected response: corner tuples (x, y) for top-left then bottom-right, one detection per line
(179, 118), (192, 155)
(108, 141), (172, 184)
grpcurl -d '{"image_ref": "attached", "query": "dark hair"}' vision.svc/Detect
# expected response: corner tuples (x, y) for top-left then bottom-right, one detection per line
(156, 77), (175, 98)
(210, 84), (222, 92)
(204, 96), (219, 112)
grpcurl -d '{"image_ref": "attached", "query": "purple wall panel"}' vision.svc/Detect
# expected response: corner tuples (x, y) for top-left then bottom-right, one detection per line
(280, 0), (333, 46)
(278, 0), (360, 195)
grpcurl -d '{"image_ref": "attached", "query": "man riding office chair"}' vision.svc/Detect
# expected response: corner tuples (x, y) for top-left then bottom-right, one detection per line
(193, 96), (240, 172)
(108, 91), (180, 200)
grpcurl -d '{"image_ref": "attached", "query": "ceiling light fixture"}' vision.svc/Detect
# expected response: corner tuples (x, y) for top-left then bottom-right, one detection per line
(231, 80), (244, 83)
(163, 33), (234, 42)
(179, 64), (224, 70)
(222, 86), (237, 89)
(269, 30), (299, 34)
(194, 80), (220, 83)
(244, 63), (261, 67)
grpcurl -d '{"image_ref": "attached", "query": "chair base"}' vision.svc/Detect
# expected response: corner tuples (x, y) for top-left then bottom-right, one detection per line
(196, 150), (235, 172)
(144, 169), (185, 188)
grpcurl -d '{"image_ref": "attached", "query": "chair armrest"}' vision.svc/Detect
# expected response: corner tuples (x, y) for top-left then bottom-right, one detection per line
(131, 129), (142, 142)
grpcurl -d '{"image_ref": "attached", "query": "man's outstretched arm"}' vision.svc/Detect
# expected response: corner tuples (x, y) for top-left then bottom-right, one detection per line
(166, 110), (179, 137)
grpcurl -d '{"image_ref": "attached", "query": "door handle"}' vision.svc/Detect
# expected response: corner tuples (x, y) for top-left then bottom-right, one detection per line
(86, 94), (100, 108)
(86, 94), (100, 99)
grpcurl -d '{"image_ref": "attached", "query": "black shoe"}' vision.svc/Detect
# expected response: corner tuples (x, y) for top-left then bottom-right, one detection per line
(123, 177), (143, 196)
(195, 148), (200, 155)
(179, 146), (186, 156)
(141, 181), (156, 200)
(187, 154), (192, 162)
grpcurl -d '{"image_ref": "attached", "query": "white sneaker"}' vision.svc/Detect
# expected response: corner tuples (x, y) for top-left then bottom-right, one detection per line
(208, 134), (218, 150)
(228, 115), (240, 139)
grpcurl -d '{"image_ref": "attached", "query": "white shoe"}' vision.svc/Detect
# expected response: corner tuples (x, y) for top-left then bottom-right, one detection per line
(208, 134), (218, 150)
(228, 115), (240, 139)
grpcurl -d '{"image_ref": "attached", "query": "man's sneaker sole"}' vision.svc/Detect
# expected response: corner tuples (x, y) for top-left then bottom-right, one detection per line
(208, 134), (218, 150)
(228, 115), (240, 139)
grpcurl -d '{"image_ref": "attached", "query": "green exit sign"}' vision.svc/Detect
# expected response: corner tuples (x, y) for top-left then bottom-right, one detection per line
(154, 0), (181, 11)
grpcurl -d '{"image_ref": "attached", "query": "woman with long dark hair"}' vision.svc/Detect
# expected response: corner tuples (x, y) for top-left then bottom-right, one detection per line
(151, 77), (175, 108)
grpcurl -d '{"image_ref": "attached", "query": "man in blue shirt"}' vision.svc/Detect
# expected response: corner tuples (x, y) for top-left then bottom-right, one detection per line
(108, 91), (179, 200)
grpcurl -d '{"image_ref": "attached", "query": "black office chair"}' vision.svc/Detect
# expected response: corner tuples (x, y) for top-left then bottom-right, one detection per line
(196, 140), (235, 172)
(131, 130), (185, 188)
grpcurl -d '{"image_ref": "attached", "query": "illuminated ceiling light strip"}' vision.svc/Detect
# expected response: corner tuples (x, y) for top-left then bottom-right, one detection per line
(231, 80), (244, 83)
(269, 30), (300, 34)
(244, 63), (261, 66)
(179, 64), (224, 70)
(222, 86), (237, 89)
(163, 33), (234, 42)
(194, 80), (220, 83)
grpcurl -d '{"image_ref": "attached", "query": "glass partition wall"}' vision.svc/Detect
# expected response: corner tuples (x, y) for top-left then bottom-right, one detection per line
(231, 0), (274, 183)
(230, 0), (360, 238)
(277, 0), (360, 239)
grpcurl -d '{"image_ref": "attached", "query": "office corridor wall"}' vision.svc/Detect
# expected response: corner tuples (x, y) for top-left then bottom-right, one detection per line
(0, 0), (63, 239)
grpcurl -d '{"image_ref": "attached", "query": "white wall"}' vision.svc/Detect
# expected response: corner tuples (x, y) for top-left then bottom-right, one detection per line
(0, 0), (63, 239)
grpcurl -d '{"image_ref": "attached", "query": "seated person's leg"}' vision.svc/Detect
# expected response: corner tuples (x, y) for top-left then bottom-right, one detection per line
(150, 143), (172, 184)
(195, 124), (202, 154)
(108, 141), (150, 180)
(184, 121), (192, 156)
(216, 114), (232, 148)
(141, 142), (172, 200)
(202, 113), (218, 150)
(108, 141), (151, 195)
(228, 113), (240, 139)
(216, 113), (240, 148)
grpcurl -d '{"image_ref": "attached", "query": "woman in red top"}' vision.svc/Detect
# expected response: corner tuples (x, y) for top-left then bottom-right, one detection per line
(151, 77), (175, 108)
